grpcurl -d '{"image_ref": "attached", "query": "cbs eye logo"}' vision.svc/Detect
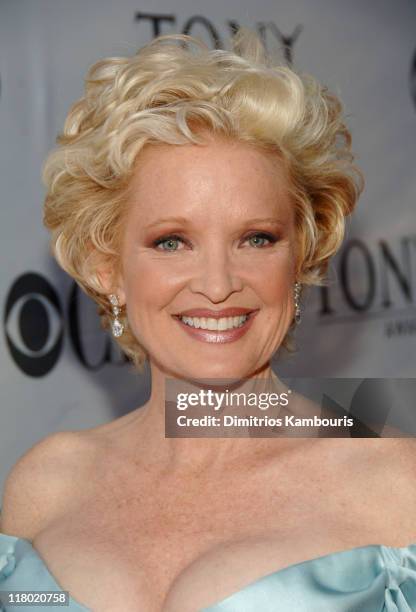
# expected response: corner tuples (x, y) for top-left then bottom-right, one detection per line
(4, 272), (126, 377)
(4, 273), (64, 377)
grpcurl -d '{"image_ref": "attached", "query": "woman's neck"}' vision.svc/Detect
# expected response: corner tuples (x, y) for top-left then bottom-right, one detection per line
(122, 362), (309, 476)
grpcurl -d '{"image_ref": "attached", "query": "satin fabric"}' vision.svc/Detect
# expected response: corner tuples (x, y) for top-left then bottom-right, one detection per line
(1, 532), (416, 611)
(0, 533), (89, 611)
(202, 544), (416, 612)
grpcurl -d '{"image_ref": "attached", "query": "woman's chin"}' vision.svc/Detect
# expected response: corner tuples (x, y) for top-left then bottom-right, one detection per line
(149, 351), (266, 383)
(173, 363), (260, 385)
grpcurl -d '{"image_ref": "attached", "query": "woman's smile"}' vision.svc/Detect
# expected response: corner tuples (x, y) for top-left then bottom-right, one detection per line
(172, 309), (260, 344)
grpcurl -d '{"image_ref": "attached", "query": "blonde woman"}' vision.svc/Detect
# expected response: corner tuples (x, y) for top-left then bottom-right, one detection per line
(1, 27), (415, 612)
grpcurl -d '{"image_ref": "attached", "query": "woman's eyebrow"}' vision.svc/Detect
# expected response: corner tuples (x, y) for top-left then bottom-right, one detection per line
(144, 216), (191, 229)
(144, 216), (288, 230)
(240, 217), (289, 227)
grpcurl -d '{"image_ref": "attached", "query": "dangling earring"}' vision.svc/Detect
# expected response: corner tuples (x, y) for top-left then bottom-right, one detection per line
(293, 281), (302, 325)
(109, 294), (124, 338)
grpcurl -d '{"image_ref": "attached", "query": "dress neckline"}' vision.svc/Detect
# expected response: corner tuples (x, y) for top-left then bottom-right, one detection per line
(2, 532), (416, 612)
(199, 540), (416, 610)
(0, 533), (90, 611)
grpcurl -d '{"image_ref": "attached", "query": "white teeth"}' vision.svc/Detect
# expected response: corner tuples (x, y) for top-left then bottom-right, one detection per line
(179, 314), (249, 330)
(217, 318), (229, 331)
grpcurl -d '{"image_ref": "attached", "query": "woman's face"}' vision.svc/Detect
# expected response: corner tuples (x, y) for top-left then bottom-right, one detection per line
(115, 136), (297, 380)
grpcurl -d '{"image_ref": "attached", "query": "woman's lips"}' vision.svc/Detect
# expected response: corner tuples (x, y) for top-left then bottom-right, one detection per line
(175, 307), (255, 318)
(173, 310), (259, 344)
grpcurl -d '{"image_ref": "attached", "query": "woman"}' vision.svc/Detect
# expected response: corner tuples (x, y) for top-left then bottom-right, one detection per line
(1, 27), (416, 612)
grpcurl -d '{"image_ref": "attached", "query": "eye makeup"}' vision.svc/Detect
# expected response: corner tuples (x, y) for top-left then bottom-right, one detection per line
(151, 231), (280, 252)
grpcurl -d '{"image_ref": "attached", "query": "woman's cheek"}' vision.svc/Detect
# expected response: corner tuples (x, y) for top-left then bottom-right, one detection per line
(245, 257), (293, 287)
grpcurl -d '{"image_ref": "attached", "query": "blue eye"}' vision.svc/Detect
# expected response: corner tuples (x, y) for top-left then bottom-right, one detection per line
(153, 235), (185, 251)
(152, 231), (278, 252)
(246, 233), (277, 248)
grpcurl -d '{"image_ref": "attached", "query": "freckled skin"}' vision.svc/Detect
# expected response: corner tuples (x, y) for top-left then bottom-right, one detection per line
(113, 136), (297, 385)
(12, 139), (416, 612)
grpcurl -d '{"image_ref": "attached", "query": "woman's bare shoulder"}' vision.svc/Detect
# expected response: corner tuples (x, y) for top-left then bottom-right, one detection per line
(0, 429), (99, 539)
(388, 437), (416, 471)
(356, 437), (416, 500)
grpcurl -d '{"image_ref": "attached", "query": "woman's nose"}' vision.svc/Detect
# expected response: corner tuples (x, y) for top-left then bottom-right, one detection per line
(188, 248), (244, 302)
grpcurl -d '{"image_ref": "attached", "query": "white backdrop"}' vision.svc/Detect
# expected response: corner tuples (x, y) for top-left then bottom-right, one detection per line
(1, 0), (415, 495)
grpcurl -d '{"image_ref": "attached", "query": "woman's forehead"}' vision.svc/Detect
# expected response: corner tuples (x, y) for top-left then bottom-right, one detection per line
(126, 139), (292, 214)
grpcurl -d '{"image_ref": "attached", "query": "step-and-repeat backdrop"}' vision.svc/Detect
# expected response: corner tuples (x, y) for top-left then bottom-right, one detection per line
(1, 0), (415, 493)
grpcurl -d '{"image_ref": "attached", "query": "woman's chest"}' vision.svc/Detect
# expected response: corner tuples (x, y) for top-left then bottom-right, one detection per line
(29, 453), (410, 612)
(32, 477), (297, 611)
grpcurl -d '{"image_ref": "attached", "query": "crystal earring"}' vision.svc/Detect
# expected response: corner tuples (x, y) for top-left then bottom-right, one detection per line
(109, 294), (124, 338)
(293, 281), (302, 325)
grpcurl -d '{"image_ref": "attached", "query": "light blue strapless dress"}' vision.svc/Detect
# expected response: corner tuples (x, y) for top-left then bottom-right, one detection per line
(1, 531), (416, 611)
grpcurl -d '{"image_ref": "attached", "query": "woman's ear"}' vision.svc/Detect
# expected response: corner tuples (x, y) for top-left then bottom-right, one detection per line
(94, 260), (126, 307)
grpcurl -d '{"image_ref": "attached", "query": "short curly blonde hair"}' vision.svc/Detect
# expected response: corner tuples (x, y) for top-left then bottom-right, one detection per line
(42, 27), (364, 372)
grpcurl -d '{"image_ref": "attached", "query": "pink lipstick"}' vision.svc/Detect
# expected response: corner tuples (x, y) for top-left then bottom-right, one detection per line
(173, 309), (259, 344)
